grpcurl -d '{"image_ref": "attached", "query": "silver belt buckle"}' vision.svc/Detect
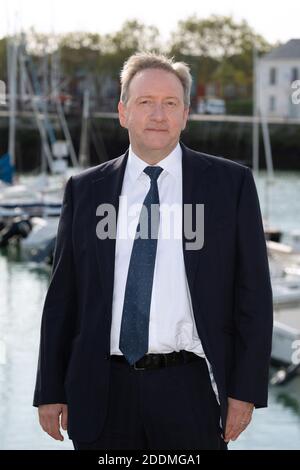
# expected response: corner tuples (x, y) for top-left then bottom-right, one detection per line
(133, 361), (146, 371)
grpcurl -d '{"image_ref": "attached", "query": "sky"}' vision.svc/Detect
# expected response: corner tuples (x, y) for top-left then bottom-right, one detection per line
(1, 0), (300, 44)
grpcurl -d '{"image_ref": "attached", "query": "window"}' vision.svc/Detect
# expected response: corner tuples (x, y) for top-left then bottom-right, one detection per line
(291, 67), (299, 83)
(269, 96), (276, 112)
(270, 67), (277, 85)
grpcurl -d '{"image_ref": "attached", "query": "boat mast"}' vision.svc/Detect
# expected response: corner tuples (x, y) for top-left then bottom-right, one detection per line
(79, 89), (90, 168)
(252, 44), (259, 175)
(7, 36), (18, 170)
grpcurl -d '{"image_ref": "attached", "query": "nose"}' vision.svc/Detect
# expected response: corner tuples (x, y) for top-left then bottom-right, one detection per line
(150, 103), (166, 121)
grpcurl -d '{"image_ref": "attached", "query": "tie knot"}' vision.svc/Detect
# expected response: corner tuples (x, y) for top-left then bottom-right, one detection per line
(143, 166), (163, 182)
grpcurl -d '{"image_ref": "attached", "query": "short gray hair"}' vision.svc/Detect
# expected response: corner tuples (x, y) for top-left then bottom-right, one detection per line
(120, 52), (192, 108)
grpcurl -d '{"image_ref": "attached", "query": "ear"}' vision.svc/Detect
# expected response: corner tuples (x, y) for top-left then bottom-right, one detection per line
(181, 107), (190, 131)
(118, 101), (128, 129)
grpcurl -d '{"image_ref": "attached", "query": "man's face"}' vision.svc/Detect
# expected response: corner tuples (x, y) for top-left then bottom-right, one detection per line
(118, 68), (189, 158)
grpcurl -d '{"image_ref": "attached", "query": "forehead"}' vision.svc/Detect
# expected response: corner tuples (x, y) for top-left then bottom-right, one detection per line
(128, 68), (184, 100)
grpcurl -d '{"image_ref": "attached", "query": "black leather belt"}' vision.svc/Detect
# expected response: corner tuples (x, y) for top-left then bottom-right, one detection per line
(110, 350), (203, 370)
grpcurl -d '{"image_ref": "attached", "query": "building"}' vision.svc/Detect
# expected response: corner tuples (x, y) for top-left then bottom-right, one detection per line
(256, 39), (300, 119)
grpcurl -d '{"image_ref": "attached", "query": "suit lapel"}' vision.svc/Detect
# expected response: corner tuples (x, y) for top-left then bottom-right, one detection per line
(181, 143), (214, 295)
(92, 151), (128, 314)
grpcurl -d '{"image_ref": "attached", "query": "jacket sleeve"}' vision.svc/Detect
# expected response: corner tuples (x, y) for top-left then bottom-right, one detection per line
(228, 167), (273, 407)
(33, 177), (77, 406)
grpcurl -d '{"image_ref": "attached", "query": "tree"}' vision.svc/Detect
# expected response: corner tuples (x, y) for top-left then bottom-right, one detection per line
(169, 15), (271, 58)
(103, 19), (161, 55)
(169, 15), (273, 100)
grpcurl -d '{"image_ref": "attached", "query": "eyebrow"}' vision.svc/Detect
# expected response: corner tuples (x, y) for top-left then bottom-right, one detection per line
(136, 95), (180, 101)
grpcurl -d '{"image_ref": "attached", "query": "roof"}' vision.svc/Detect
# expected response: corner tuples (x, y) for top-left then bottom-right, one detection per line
(263, 39), (300, 60)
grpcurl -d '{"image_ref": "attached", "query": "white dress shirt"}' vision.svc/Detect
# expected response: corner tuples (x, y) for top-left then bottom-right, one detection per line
(110, 143), (207, 359)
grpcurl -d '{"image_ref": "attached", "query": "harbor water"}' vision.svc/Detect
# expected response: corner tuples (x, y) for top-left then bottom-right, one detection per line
(0, 170), (300, 450)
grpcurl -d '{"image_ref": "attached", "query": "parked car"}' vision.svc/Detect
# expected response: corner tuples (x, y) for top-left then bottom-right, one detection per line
(197, 97), (226, 115)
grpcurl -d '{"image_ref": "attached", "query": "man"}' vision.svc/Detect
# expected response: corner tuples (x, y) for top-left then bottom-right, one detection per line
(34, 52), (273, 450)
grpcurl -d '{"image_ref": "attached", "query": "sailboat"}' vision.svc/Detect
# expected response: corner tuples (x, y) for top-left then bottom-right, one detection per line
(0, 35), (82, 247)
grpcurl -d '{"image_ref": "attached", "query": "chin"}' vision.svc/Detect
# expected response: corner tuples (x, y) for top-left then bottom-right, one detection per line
(143, 137), (172, 150)
(146, 145), (170, 153)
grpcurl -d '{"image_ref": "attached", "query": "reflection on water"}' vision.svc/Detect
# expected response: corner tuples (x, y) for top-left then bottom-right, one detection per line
(0, 171), (300, 450)
(0, 250), (73, 450)
(230, 389), (300, 450)
(277, 392), (300, 415)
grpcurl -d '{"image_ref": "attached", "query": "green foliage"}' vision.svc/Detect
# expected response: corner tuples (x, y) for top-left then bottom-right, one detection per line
(169, 15), (273, 99)
(226, 99), (253, 115)
(169, 15), (271, 58)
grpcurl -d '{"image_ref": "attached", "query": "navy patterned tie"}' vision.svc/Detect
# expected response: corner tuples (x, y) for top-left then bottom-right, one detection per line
(119, 165), (163, 365)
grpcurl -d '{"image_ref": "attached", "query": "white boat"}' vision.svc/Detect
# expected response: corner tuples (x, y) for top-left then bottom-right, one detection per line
(269, 253), (300, 308)
(0, 180), (63, 217)
(282, 231), (300, 254)
(269, 250), (300, 366)
(20, 216), (59, 264)
(272, 308), (300, 365)
(272, 279), (300, 308)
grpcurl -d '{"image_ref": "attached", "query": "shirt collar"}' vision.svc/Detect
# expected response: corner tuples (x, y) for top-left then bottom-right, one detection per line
(127, 143), (182, 183)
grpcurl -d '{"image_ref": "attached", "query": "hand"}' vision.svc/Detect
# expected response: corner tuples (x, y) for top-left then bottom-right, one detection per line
(38, 403), (68, 441)
(224, 397), (254, 443)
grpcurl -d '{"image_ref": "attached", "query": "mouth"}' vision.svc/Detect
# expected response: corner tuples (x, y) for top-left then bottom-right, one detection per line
(145, 129), (168, 132)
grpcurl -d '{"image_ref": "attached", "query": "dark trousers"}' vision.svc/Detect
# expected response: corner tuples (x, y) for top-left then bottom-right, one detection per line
(73, 356), (227, 450)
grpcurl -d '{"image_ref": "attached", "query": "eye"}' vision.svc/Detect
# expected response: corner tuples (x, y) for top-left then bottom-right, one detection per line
(166, 101), (177, 107)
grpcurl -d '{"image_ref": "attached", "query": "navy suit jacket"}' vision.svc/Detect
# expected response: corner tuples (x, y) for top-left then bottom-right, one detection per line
(33, 143), (273, 442)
